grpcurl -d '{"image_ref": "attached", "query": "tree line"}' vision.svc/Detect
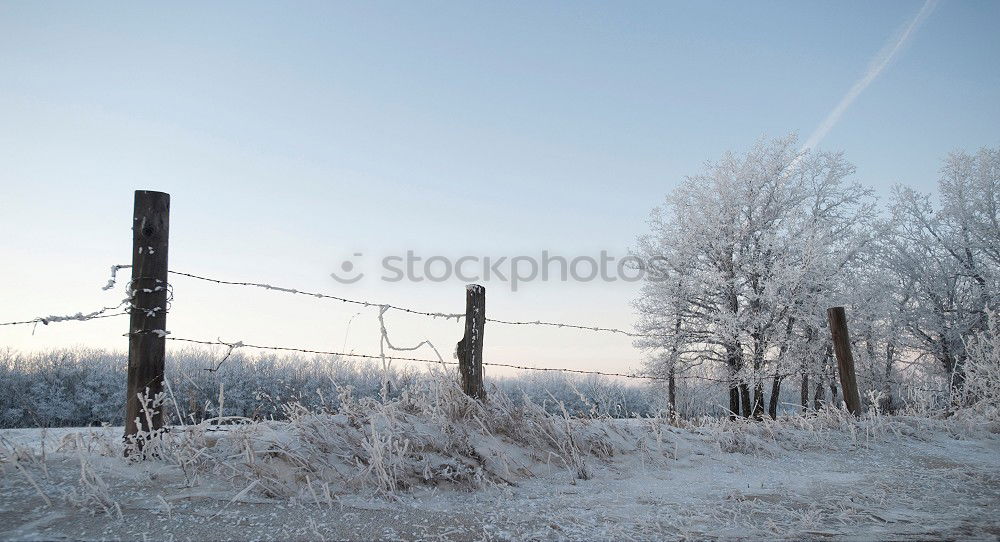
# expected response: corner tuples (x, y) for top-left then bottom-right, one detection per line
(633, 136), (998, 418)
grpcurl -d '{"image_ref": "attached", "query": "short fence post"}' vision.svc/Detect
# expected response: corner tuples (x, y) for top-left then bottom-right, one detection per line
(827, 306), (862, 416)
(125, 190), (170, 449)
(457, 284), (486, 400)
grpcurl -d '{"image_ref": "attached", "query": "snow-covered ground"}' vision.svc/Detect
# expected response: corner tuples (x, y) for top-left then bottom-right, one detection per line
(2, 399), (999, 540)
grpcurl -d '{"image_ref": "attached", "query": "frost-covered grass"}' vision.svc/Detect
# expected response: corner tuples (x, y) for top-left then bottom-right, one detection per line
(1, 378), (998, 540)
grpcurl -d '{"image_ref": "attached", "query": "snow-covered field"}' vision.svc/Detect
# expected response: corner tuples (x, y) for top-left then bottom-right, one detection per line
(2, 386), (998, 541)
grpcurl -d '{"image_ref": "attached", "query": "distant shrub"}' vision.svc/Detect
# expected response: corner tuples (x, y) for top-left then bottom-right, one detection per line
(0, 347), (656, 428)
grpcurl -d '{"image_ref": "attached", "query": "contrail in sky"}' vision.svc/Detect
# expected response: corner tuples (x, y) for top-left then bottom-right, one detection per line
(801, 0), (938, 151)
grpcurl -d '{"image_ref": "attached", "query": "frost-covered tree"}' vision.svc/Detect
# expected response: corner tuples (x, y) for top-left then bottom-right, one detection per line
(634, 135), (876, 418)
(884, 147), (999, 394)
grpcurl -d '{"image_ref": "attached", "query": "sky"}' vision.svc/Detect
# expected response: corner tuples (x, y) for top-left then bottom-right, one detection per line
(1, 1), (998, 377)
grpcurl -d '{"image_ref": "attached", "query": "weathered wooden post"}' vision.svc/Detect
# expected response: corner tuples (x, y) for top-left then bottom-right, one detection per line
(125, 190), (170, 448)
(827, 306), (862, 416)
(456, 284), (486, 400)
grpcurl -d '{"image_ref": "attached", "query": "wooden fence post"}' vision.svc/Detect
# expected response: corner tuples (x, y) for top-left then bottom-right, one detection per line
(125, 190), (170, 448)
(827, 306), (862, 416)
(457, 284), (486, 400)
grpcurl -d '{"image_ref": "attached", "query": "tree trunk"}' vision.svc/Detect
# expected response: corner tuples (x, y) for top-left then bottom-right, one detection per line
(728, 383), (740, 420)
(823, 344), (837, 408)
(739, 383), (752, 418)
(668, 367), (677, 421)
(800, 373), (810, 412)
(752, 381), (765, 419)
(749, 325), (768, 421)
(768, 374), (781, 419)
(769, 315), (794, 420)
(880, 342), (895, 413)
(813, 380), (825, 410)
(950, 357), (967, 405)
(725, 340), (745, 419)
(667, 316), (681, 420)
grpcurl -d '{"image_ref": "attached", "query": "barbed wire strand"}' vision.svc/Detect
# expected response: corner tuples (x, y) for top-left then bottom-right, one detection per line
(159, 335), (948, 392)
(1, 267), (167, 328)
(165, 269), (465, 320)
(161, 268), (655, 338)
(0, 308), (129, 329)
(377, 305), (447, 367)
(3, 264), (951, 394)
(482, 317), (651, 337)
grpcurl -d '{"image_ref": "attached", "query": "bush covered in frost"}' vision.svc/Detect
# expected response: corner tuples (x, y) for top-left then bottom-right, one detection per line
(0, 347), (659, 428)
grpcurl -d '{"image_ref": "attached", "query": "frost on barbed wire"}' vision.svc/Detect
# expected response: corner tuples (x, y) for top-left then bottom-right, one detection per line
(101, 264), (131, 291)
(376, 305), (446, 362)
(37, 309), (116, 325)
(165, 270), (465, 320)
(375, 304), (450, 399)
(1, 264), (143, 329)
(0, 302), (132, 329)
(166, 269), (650, 335)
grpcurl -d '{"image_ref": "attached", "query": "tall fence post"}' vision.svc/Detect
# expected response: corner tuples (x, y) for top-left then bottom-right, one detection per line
(457, 284), (486, 400)
(125, 190), (170, 449)
(827, 306), (862, 416)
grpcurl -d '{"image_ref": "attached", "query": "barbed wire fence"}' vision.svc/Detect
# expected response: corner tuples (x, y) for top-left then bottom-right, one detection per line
(0, 262), (950, 395)
(0, 189), (958, 440)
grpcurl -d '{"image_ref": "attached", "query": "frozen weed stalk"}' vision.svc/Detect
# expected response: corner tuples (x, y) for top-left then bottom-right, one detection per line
(130, 375), (645, 499)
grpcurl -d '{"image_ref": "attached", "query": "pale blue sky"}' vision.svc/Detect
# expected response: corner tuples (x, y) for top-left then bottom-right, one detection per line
(1, 1), (997, 374)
